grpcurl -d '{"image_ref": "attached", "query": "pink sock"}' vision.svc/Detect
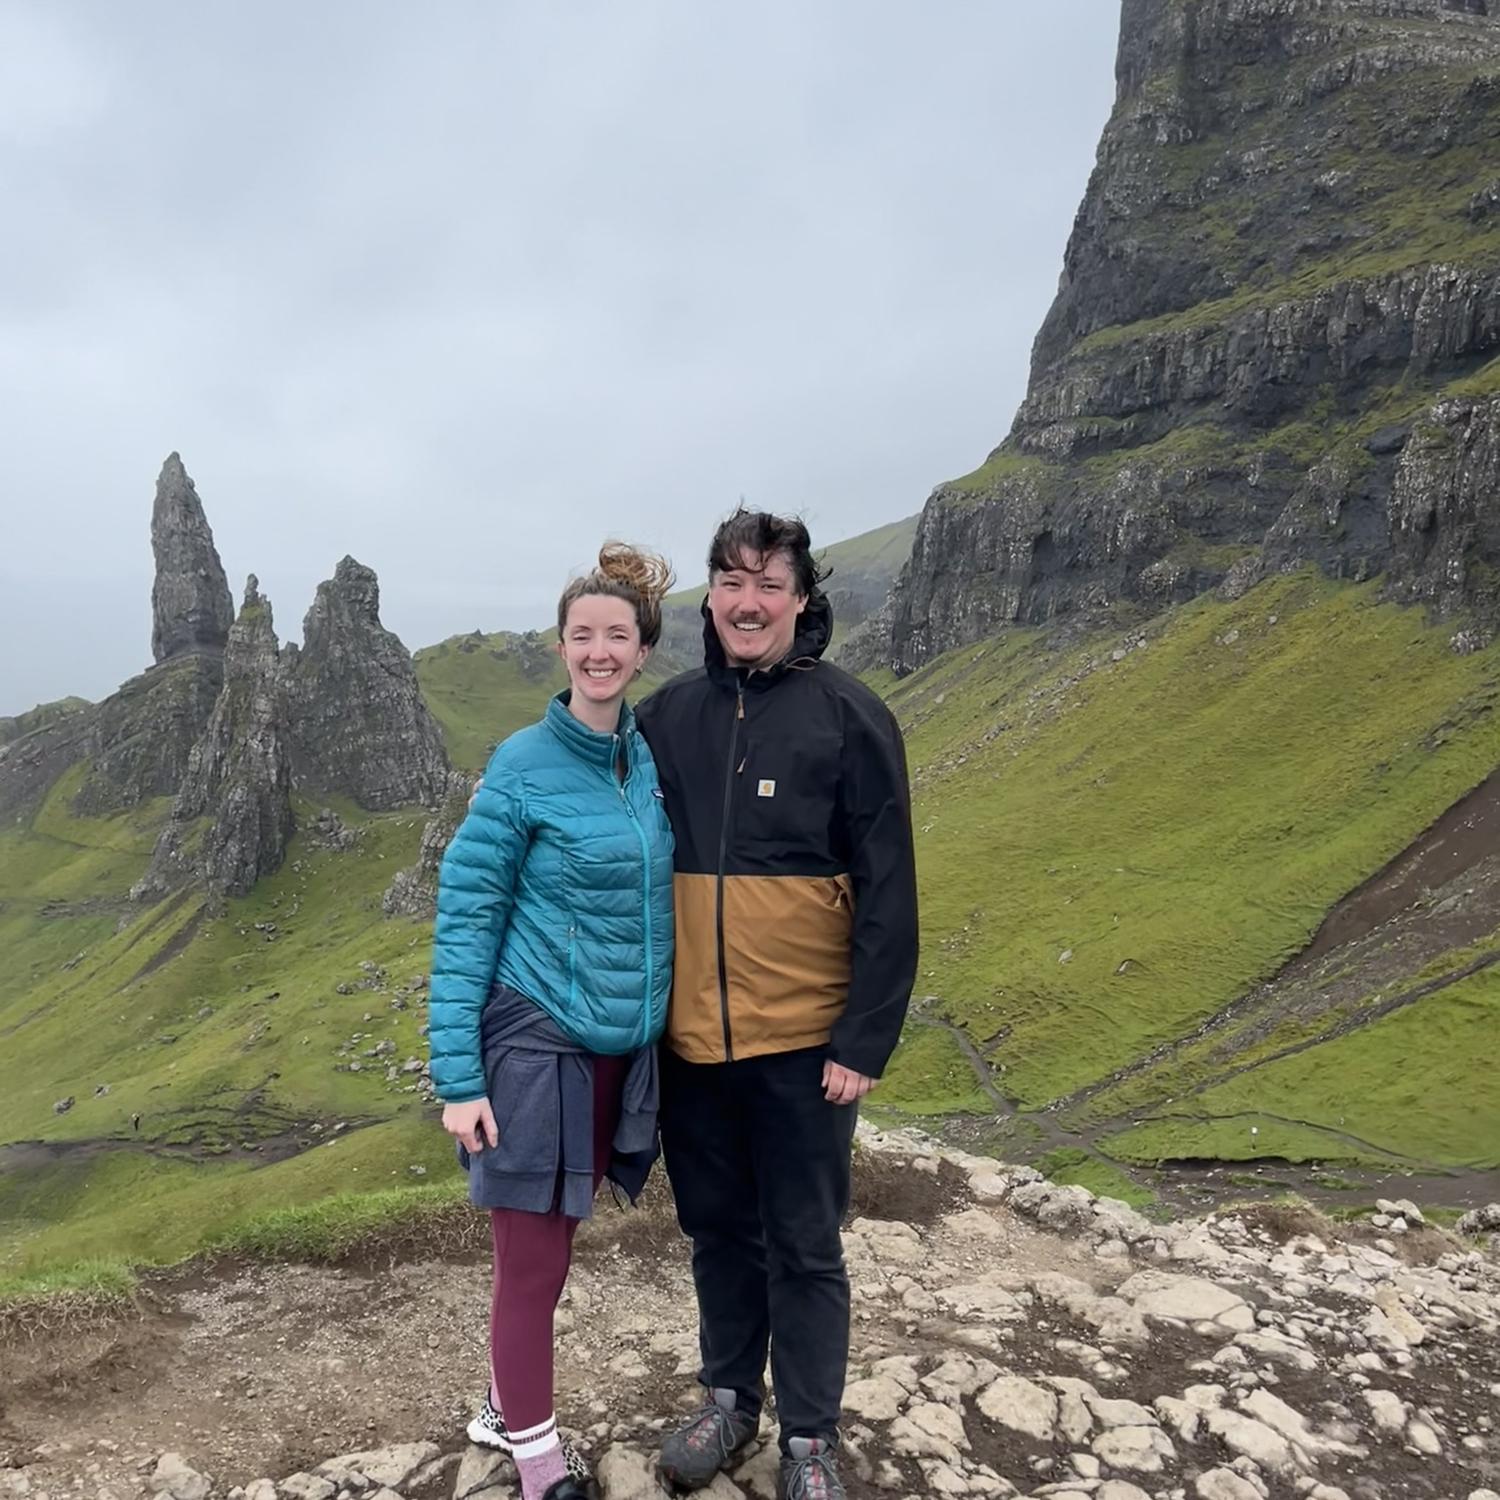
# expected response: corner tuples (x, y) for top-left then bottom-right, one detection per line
(511, 1415), (568, 1500)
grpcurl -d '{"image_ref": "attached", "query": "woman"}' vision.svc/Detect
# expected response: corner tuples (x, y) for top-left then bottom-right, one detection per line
(428, 543), (676, 1500)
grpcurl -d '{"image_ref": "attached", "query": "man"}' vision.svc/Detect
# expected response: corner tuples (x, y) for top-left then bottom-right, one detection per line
(636, 509), (919, 1499)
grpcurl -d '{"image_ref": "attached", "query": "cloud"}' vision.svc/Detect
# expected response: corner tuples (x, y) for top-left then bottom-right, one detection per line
(0, 1), (1118, 713)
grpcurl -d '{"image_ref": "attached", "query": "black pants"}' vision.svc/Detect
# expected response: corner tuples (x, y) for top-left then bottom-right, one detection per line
(660, 1045), (858, 1449)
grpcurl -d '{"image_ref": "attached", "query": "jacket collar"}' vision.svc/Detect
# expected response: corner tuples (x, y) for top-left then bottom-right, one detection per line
(544, 691), (635, 765)
(701, 593), (833, 689)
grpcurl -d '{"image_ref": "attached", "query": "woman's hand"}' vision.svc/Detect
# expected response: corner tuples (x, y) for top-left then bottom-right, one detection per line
(443, 1097), (500, 1154)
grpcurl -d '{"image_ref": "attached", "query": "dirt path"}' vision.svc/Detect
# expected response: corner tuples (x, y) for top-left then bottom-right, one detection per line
(3, 1139), (1497, 1500)
(1295, 767), (1500, 967)
(1146, 947), (1500, 1107)
(0, 1154), (1096, 1499)
(0, 1101), (387, 1172)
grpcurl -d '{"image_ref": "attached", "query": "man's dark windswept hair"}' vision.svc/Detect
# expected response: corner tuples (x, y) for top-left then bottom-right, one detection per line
(707, 507), (830, 600)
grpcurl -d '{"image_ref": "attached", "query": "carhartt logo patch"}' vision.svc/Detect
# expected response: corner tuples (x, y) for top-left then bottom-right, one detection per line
(757, 779), (777, 798)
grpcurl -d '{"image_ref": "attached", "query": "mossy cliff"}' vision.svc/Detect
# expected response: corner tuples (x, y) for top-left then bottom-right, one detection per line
(871, 0), (1500, 672)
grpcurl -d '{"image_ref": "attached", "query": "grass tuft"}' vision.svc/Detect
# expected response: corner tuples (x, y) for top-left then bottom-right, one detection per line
(211, 1178), (481, 1265)
(0, 1259), (140, 1341)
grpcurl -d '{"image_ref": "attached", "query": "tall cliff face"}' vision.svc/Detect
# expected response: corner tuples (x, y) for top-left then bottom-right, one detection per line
(71, 657), (227, 814)
(137, 578), (295, 900)
(878, 0), (1500, 672)
(0, 701), (95, 821)
(283, 557), (450, 810)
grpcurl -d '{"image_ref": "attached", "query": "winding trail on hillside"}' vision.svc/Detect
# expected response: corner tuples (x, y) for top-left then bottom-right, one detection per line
(1043, 939), (1500, 1138)
(905, 1009), (1162, 1201)
(908, 1001), (1500, 1211)
(1140, 947), (1500, 1108)
(906, 1013), (1019, 1117)
(1124, 1110), (1433, 1170)
(0, 1099), (390, 1172)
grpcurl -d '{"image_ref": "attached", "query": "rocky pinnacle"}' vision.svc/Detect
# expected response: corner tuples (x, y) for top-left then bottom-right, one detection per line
(283, 556), (451, 810)
(150, 452), (234, 665)
(136, 574), (295, 899)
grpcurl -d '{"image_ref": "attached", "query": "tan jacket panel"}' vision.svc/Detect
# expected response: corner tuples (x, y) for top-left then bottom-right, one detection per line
(668, 871), (853, 1064)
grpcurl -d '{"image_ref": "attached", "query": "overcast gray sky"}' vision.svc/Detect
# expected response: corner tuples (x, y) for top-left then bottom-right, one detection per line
(0, 2), (1118, 716)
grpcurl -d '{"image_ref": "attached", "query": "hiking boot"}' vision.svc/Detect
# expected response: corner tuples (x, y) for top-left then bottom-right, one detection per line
(540, 1479), (599, 1500)
(465, 1397), (591, 1482)
(776, 1437), (844, 1500)
(658, 1387), (759, 1491)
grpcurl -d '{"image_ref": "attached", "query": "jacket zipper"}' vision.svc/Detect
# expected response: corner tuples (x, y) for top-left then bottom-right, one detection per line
(614, 733), (655, 1048)
(715, 682), (744, 1061)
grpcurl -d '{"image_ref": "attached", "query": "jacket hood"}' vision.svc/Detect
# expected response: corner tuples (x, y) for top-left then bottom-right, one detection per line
(701, 592), (833, 683)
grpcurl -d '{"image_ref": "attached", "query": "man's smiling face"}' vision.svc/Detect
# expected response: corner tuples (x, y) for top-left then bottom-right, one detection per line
(707, 548), (808, 669)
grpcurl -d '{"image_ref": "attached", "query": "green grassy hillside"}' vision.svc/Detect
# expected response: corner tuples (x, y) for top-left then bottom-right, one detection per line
(5, 555), (1498, 1289)
(818, 513), (918, 574)
(413, 631), (570, 771)
(0, 767), (452, 1279)
(879, 569), (1500, 1174)
(0, 514), (922, 1286)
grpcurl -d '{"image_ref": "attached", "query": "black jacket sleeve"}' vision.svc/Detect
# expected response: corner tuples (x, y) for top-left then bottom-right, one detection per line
(828, 688), (919, 1078)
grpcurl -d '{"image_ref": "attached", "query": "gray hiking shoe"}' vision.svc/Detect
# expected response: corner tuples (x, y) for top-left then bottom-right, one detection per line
(658, 1387), (759, 1491)
(776, 1437), (843, 1500)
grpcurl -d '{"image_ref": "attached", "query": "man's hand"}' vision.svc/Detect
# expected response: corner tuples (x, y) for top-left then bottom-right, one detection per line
(442, 1097), (499, 1155)
(822, 1060), (875, 1105)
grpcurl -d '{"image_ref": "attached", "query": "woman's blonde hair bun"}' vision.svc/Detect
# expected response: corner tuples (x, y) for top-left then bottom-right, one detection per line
(595, 541), (675, 604)
(557, 542), (675, 647)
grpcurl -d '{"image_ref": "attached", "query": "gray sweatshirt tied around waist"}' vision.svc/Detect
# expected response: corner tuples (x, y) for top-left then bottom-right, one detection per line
(456, 982), (659, 1218)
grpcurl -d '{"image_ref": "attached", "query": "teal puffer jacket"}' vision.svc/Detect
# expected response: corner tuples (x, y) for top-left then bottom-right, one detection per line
(429, 694), (675, 1102)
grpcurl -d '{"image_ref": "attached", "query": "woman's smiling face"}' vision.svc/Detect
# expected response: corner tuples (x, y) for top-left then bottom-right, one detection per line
(558, 594), (646, 710)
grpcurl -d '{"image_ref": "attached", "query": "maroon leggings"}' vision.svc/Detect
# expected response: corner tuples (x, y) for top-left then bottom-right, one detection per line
(488, 1055), (627, 1433)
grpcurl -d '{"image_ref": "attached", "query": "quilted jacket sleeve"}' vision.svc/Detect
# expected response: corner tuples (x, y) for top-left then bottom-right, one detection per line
(428, 761), (531, 1102)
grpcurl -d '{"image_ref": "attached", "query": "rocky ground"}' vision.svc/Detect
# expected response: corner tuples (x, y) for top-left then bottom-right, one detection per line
(2, 1128), (1497, 1500)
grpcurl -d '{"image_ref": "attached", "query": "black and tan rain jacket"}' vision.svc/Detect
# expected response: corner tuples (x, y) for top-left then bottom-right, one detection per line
(635, 596), (918, 1078)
